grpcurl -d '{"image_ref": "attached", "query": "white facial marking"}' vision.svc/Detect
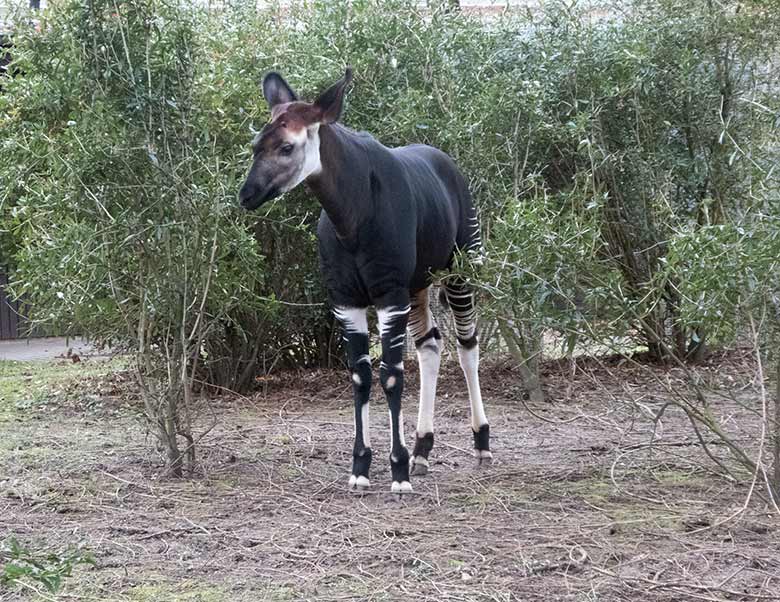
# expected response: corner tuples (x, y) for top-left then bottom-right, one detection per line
(352, 373), (362, 386)
(283, 124), (321, 192)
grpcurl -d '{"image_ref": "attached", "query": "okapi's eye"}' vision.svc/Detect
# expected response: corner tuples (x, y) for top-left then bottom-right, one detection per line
(280, 144), (294, 156)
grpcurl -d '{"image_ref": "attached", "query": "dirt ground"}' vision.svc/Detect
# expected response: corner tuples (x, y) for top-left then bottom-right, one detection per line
(1, 350), (779, 602)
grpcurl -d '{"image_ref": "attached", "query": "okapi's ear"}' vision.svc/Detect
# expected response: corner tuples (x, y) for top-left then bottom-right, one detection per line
(262, 72), (298, 108)
(314, 68), (353, 124)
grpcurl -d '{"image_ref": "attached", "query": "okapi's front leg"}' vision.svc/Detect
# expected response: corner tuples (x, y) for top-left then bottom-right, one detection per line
(334, 307), (373, 491)
(377, 299), (412, 493)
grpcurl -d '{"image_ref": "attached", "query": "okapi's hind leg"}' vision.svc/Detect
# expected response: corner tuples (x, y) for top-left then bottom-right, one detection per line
(407, 287), (441, 476)
(443, 279), (492, 465)
(334, 307), (373, 491)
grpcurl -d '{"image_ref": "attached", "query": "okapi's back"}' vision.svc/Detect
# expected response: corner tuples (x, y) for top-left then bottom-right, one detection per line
(389, 143), (477, 290)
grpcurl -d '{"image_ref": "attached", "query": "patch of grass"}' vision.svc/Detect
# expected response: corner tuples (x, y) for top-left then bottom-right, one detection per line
(448, 484), (540, 512)
(271, 434), (294, 446)
(596, 498), (684, 531)
(127, 582), (297, 602)
(650, 468), (708, 487)
(2, 443), (60, 465)
(559, 469), (699, 532)
(0, 357), (126, 422)
(565, 478), (614, 505)
(310, 576), (396, 601)
(0, 537), (95, 594)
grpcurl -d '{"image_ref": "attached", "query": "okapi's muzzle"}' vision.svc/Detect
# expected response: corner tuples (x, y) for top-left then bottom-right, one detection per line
(238, 180), (280, 211)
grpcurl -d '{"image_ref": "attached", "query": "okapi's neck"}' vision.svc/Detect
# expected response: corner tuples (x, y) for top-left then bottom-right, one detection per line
(305, 124), (369, 241)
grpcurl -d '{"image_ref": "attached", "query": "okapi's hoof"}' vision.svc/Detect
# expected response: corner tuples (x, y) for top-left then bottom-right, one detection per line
(348, 475), (371, 492)
(411, 433), (434, 476)
(391, 480), (413, 494)
(410, 457), (429, 476)
(474, 450), (494, 467)
(472, 424), (491, 467)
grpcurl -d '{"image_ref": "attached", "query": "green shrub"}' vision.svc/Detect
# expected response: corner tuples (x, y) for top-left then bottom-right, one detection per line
(2, 0), (779, 475)
(465, 0), (780, 372)
(1, 0), (275, 473)
(1, 537), (94, 594)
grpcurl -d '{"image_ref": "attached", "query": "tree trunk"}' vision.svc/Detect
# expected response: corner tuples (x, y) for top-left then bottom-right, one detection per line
(498, 317), (545, 403)
(641, 311), (668, 363)
(687, 328), (708, 363)
(164, 424), (184, 478)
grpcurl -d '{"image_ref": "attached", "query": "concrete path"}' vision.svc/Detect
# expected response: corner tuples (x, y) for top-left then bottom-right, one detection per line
(0, 337), (103, 361)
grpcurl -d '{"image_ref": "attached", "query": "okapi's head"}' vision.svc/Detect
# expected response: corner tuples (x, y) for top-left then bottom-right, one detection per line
(239, 68), (353, 210)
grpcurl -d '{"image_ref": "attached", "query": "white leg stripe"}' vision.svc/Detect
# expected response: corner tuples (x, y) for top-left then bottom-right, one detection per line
(380, 360), (404, 371)
(388, 409), (407, 448)
(377, 305), (410, 337)
(389, 410), (393, 449)
(416, 344), (440, 436)
(361, 403), (370, 448)
(458, 344), (488, 431)
(334, 307), (368, 334)
(408, 288), (435, 341)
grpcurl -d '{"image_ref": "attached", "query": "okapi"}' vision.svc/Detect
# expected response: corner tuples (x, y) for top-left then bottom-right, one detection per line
(239, 69), (491, 494)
